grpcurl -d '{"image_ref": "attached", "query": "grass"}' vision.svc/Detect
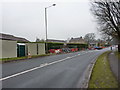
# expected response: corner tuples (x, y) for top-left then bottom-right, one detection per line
(88, 51), (118, 88)
(0, 52), (72, 63)
(0, 56), (27, 61)
(115, 51), (120, 60)
(0, 54), (51, 62)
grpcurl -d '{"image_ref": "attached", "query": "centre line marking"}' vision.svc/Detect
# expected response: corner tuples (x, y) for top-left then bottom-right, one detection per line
(0, 54), (80, 81)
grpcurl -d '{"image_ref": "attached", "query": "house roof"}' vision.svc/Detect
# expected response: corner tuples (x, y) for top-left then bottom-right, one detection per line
(69, 37), (85, 42)
(0, 33), (30, 42)
(47, 39), (66, 43)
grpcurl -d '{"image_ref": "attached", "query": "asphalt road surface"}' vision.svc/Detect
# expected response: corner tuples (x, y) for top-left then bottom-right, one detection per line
(1, 48), (110, 88)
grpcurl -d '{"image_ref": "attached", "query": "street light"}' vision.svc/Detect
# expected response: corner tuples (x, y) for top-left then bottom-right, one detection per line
(45, 4), (56, 54)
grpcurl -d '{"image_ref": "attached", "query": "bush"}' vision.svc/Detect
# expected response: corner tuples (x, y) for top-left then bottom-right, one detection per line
(67, 43), (88, 50)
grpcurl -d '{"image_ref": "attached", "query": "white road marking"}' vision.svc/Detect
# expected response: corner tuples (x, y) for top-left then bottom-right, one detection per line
(70, 55), (76, 58)
(66, 57), (71, 59)
(0, 54), (82, 81)
(0, 66), (41, 81)
(0, 51), (94, 81)
(40, 63), (48, 67)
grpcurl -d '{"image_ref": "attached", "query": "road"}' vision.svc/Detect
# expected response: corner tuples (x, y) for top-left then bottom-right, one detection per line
(1, 48), (110, 88)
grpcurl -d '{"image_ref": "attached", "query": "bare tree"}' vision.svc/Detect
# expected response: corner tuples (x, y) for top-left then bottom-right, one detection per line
(101, 34), (112, 43)
(36, 37), (45, 42)
(91, 0), (120, 52)
(84, 33), (96, 44)
(36, 37), (40, 42)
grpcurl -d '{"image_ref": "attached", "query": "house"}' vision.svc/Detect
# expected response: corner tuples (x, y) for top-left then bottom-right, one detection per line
(89, 42), (97, 48)
(69, 37), (86, 44)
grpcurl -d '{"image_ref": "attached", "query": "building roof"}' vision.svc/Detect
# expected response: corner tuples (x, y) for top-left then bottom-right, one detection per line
(0, 33), (30, 42)
(47, 39), (66, 43)
(69, 37), (86, 44)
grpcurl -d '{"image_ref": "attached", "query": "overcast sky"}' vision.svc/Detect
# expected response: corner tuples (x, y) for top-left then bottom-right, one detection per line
(1, 0), (100, 41)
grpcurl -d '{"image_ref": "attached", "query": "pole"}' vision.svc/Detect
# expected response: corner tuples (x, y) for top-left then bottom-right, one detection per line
(45, 8), (48, 54)
(44, 4), (56, 54)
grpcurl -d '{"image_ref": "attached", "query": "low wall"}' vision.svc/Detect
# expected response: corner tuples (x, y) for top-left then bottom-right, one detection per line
(26, 43), (45, 56)
(26, 43), (37, 55)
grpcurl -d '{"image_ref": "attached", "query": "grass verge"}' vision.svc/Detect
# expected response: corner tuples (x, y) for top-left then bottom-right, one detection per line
(0, 56), (27, 62)
(88, 51), (118, 88)
(0, 54), (51, 63)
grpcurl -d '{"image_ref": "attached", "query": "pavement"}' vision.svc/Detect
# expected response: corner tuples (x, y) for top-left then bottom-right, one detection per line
(108, 49), (120, 83)
(1, 48), (109, 88)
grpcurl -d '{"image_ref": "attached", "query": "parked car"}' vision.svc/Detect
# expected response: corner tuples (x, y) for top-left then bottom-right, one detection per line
(94, 46), (102, 50)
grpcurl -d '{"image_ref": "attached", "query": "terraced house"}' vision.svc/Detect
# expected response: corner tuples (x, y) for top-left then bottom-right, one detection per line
(69, 37), (86, 44)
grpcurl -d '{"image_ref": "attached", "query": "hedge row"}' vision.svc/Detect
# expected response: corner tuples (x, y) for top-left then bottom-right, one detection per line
(46, 42), (88, 50)
(17, 41), (88, 50)
(67, 43), (88, 50)
(47, 42), (64, 50)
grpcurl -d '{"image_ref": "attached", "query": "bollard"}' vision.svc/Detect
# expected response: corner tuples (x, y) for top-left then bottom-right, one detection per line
(111, 46), (112, 50)
(28, 52), (31, 59)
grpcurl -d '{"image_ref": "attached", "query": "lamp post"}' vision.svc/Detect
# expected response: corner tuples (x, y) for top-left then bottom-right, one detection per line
(45, 4), (56, 54)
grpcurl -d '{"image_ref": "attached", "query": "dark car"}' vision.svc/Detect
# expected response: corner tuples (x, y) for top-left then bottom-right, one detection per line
(94, 47), (102, 50)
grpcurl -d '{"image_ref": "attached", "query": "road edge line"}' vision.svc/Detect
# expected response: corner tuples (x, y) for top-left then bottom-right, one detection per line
(79, 55), (98, 88)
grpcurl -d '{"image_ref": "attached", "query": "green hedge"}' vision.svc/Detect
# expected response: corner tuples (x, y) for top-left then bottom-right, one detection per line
(47, 42), (64, 49)
(47, 42), (88, 50)
(17, 42), (88, 50)
(67, 43), (88, 50)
